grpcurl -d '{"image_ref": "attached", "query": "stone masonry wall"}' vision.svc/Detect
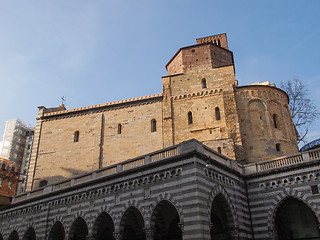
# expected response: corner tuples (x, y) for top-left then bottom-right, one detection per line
(31, 98), (164, 189)
(235, 86), (298, 163)
(166, 65), (241, 160)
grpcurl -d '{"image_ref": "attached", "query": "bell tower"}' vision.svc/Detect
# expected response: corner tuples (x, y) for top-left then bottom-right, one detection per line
(162, 33), (243, 161)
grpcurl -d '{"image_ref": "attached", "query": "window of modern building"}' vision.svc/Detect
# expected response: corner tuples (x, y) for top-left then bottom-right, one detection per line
(188, 112), (193, 124)
(215, 107), (221, 121)
(202, 78), (207, 89)
(118, 124), (122, 134)
(74, 131), (80, 142)
(276, 143), (281, 152)
(151, 119), (157, 132)
(273, 114), (278, 128)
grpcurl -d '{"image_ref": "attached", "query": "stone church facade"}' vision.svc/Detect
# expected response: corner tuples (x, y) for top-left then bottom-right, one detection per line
(0, 34), (319, 240)
(26, 33), (298, 191)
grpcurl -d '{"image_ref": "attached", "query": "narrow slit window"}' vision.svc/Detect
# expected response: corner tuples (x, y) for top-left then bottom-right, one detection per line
(188, 112), (193, 124)
(151, 119), (157, 132)
(215, 107), (221, 121)
(217, 147), (222, 154)
(74, 131), (79, 142)
(202, 78), (207, 89)
(276, 143), (281, 152)
(273, 114), (278, 128)
(118, 124), (122, 134)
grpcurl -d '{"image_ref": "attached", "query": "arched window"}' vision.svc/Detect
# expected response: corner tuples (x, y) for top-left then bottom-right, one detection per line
(188, 112), (193, 124)
(201, 78), (207, 89)
(74, 131), (79, 142)
(276, 143), (281, 152)
(214, 39), (217, 45)
(273, 114), (278, 128)
(218, 39), (221, 46)
(151, 119), (157, 132)
(118, 124), (122, 134)
(217, 147), (221, 154)
(215, 107), (221, 121)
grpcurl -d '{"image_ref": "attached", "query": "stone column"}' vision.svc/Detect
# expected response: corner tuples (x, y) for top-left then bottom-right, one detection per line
(144, 228), (154, 240)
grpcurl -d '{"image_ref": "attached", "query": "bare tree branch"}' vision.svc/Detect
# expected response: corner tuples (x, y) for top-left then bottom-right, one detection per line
(281, 78), (319, 143)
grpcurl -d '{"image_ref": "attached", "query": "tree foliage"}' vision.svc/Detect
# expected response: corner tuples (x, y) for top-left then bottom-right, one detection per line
(281, 78), (319, 143)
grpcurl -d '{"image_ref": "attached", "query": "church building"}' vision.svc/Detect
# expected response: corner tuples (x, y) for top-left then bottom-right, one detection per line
(0, 34), (319, 240)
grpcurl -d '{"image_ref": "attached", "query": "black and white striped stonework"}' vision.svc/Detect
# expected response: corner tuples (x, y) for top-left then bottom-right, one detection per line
(0, 140), (319, 240)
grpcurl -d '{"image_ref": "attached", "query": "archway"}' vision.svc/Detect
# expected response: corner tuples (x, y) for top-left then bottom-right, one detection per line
(210, 194), (234, 240)
(92, 212), (115, 240)
(275, 197), (320, 239)
(49, 221), (65, 240)
(8, 231), (19, 240)
(120, 206), (145, 240)
(69, 217), (88, 240)
(22, 227), (36, 240)
(151, 200), (182, 240)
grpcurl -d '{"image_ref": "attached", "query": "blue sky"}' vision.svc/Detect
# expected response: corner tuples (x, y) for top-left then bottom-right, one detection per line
(0, 0), (319, 147)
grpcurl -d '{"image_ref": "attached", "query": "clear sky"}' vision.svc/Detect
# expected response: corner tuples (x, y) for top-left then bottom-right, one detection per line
(0, 0), (319, 148)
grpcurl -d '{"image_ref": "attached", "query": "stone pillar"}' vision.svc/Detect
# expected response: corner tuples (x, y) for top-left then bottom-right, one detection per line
(113, 232), (123, 240)
(144, 228), (154, 240)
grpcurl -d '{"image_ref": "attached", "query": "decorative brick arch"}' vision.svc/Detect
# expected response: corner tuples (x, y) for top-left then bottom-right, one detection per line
(91, 207), (115, 239)
(267, 187), (320, 233)
(118, 202), (146, 238)
(248, 98), (267, 108)
(149, 198), (183, 230)
(68, 213), (89, 240)
(7, 230), (19, 240)
(116, 199), (144, 233)
(207, 184), (238, 230)
(47, 216), (66, 239)
(21, 225), (37, 240)
(147, 192), (184, 228)
(92, 205), (114, 225)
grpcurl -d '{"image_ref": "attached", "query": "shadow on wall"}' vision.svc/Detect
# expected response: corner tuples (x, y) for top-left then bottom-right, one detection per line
(35, 167), (91, 189)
